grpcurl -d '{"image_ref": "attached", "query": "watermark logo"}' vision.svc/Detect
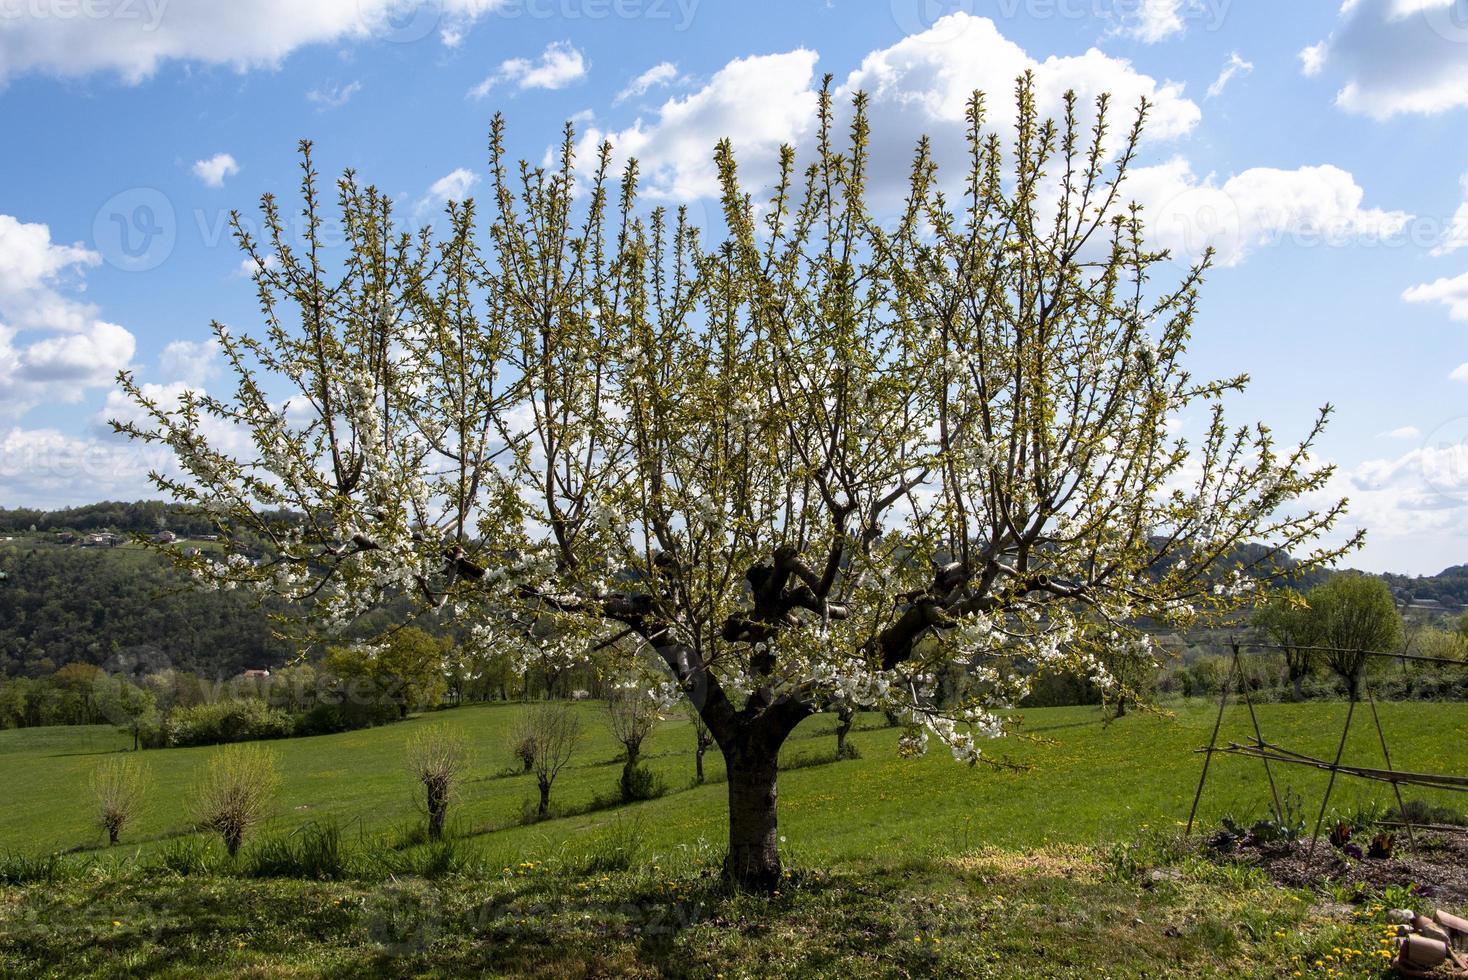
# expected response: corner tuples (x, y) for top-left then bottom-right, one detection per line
(0, 0), (168, 30)
(93, 187), (175, 272)
(889, 0), (975, 40)
(1420, 417), (1468, 499)
(1421, 0), (1468, 44)
(359, 0), (443, 43)
(1153, 186), (1242, 263)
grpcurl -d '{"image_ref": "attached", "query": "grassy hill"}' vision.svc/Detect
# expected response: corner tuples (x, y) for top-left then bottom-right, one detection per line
(5, 699), (1467, 862)
(3, 700), (1466, 977)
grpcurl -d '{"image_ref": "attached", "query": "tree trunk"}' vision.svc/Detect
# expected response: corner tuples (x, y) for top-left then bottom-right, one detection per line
(427, 785), (447, 840)
(1114, 694), (1127, 718)
(694, 737), (708, 784)
(537, 776), (551, 819)
(619, 744), (641, 801)
(723, 753), (781, 892)
(835, 707), (854, 758)
(1292, 673), (1304, 702)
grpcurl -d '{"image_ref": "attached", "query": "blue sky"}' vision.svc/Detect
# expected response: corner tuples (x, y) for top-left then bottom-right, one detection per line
(1, 0), (1467, 574)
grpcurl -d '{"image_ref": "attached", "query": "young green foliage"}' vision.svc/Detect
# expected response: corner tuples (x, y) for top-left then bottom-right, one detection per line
(115, 74), (1357, 890)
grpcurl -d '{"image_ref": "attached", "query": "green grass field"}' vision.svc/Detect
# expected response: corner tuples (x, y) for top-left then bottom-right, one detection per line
(3, 699), (1466, 977)
(3, 698), (1466, 863)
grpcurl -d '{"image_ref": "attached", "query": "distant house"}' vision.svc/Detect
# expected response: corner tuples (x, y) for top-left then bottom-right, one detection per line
(153, 530), (178, 544)
(240, 669), (271, 680)
(81, 532), (119, 548)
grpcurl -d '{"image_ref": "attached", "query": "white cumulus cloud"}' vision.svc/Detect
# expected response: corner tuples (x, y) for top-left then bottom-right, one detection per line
(1126, 157), (1412, 266)
(1404, 271), (1468, 322)
(1119, 0), (1187, 43)
(578, 14), (1201, 206)
(615, 61), (681, 104)
(1300, 0), (1468, 118)
(192, 153), (239, 188)
(307, 80), (362, 110)
(158, 338), (220, 387)
(0, 0), (507, 85)
(0, 215), (136, 421)
(470, 40), (586, 98)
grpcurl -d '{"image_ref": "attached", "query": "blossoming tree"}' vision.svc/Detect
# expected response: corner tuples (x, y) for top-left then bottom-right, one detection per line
(114, 75), (1357, 891)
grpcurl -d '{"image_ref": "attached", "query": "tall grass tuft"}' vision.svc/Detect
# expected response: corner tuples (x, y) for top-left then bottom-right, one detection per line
(147, 836), (223, 877)
(0, 850), (70, 885)
(245, 820), (350, 880)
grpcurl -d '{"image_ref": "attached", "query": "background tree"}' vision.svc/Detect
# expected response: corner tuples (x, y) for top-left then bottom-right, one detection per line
(92, 756), (147, 845)
(96, 675), (158, 749)
(324, 627), (448, 720)
(524, 702), (581, 819)
(1307, 574), (1403, 699)
(1254, 591), (1322, 701)
(685, 701), (713, 784)
(606, 685), (661, 801)
(196, 744), (279, 858)
(114, 77), (1355, 890)
(406, 724), (468, 840)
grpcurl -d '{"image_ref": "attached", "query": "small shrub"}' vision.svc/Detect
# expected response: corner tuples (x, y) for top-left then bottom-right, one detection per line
(91, 756), (148, 846)
(620, 762), (666, 802)
(195, 744), (280, 858)
(1368, 831), (1395, 860)
(510, 733), (536, 774)
(1328, 822), (1353, 851)
(406, 725), (469, 841)
(163, 698), (295, 747)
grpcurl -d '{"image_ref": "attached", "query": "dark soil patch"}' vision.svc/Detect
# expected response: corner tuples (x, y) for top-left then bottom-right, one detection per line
(1207, 831), (1468, 906)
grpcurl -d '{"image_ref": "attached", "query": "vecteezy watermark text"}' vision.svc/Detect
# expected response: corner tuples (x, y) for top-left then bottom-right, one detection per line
(0, 0), (168, 30)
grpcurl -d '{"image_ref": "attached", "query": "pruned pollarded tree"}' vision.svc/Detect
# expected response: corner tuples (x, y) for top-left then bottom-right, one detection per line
(606, 684), (661, 801)
(114, 74), (1356, 891)
(92, 756), (148, 846)
(524, 701), (581, 819)
(406, 724), (469, 840)
(196, 744), (279, 858)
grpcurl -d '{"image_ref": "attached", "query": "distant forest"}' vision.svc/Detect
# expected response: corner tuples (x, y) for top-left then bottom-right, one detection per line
(0, 541), (295, 679)
(1, 500), (1464, 680)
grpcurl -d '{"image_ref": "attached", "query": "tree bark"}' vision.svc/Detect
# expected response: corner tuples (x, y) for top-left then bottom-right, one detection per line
(537, 776), (551, 819)
(1292, 673), (1304, 702)
(723, 752), (781, 892)
(427, 785), (447, 840)
(619, 744), (641, 801)
(835, 706), (854, 758)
